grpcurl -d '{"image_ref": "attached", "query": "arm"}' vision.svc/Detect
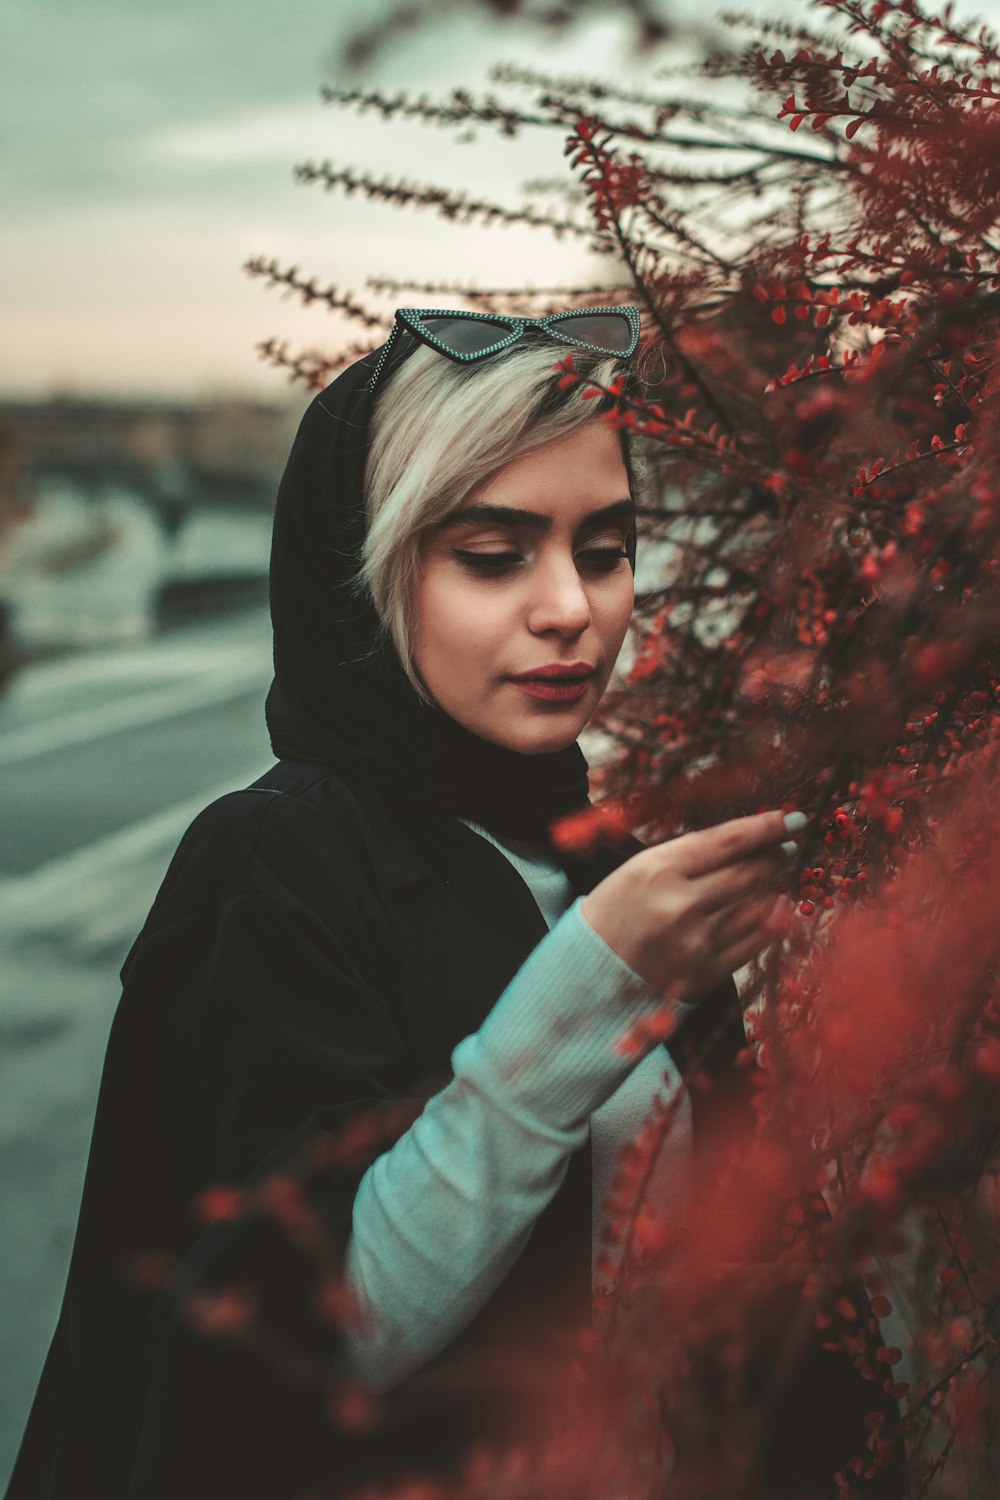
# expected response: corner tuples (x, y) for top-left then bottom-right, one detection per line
(341, 894), (678, 1391)
(110, 793), (674, 1490)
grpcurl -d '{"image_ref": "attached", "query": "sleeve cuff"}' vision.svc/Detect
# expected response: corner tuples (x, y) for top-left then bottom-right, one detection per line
(577, 898), (700, 1026)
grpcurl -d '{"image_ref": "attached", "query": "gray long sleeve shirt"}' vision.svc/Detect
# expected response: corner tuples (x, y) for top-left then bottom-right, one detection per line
(341, 820), (695, 1394)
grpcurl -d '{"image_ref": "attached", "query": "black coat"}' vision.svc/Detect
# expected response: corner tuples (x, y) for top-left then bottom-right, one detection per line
(7, 759), (606, 1500)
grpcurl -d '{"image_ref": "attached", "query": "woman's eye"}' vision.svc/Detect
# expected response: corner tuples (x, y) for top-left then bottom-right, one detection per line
(453, 550), (521, 573)
(578, 547), (629, 569)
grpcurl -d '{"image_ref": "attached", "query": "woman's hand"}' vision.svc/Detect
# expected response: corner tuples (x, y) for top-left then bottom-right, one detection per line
(581, 810), (801, 999)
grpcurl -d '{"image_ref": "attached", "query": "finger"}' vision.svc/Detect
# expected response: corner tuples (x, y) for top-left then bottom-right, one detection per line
(669, 810), (805, 880)
(711, 888), (785, 945)
(697, 899), (787, 987)
(701, 913), (776, 990)
(763, 894), (796, 939)
(729, 892), (796, 946)
(690, 848), (788, 916)
(711, 921), (777, 979)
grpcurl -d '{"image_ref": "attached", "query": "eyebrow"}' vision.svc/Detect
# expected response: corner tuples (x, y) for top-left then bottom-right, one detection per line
(443, 497), (636, 533)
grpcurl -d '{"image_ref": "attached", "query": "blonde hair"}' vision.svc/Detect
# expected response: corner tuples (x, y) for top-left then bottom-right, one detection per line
(352, 337), (634, 702)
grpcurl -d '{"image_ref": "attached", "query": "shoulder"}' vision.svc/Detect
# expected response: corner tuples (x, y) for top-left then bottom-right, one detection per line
(180, 766), (370, 881)
(135, 763), (433, 943)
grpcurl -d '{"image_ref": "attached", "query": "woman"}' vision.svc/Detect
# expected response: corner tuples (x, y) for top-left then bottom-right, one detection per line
(7, 308), (802, 1500)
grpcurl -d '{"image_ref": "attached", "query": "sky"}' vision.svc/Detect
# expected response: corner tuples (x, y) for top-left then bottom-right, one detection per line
(5, 0), (999, 402)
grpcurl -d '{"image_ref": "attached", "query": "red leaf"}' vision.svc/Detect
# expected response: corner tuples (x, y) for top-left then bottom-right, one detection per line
(844, 117), (864, 140)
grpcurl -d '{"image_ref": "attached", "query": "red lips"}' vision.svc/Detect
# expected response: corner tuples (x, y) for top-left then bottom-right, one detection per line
(508, 661), (596, 682)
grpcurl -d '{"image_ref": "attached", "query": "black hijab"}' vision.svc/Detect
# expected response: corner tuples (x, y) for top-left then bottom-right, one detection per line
(264, 335), (638, 857)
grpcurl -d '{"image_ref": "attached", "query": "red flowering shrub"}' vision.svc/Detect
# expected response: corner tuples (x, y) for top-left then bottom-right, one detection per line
(232, 2), (1000, 1493)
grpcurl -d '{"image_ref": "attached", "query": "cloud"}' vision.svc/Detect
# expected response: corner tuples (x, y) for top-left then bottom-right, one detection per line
(150, 102), (333, 167)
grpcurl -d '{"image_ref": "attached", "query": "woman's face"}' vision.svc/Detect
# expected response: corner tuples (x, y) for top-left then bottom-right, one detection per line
(413, 419), (635, 754)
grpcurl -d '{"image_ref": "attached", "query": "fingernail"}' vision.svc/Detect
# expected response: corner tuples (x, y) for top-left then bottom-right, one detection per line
(783, 811), (807, 833)
(781, 840), (798, 858)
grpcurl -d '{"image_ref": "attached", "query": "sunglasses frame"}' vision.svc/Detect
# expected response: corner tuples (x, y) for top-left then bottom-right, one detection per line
(366, 305), (641, 394)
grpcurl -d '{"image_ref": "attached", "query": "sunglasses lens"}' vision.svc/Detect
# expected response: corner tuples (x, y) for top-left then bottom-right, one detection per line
(555, 313), (634, 353)
(420, 316), (516, 357)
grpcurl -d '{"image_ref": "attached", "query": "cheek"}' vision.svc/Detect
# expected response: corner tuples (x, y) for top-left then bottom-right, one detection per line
(414, 572), (500, 676)
(600, 575), (635, 650)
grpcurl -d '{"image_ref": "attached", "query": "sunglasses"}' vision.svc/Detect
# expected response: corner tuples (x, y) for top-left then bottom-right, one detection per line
(366, 305), (641, 394)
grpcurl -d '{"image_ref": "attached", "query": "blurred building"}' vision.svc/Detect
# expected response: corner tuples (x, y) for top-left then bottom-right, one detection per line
(0, 396), (303, 511)
(0, 397), (305, 665)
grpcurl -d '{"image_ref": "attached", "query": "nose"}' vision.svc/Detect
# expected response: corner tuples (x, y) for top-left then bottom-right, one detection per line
(526, 550), (592, 638)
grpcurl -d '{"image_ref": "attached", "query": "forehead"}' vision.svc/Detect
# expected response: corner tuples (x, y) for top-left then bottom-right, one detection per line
(444, 422), (633, 531)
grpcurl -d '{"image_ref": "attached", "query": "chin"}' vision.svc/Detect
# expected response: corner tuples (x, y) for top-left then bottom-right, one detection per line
(490, 719), (585, 755)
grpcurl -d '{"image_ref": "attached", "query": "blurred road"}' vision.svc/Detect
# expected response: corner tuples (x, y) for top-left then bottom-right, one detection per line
(0, 606), (275, 1487)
